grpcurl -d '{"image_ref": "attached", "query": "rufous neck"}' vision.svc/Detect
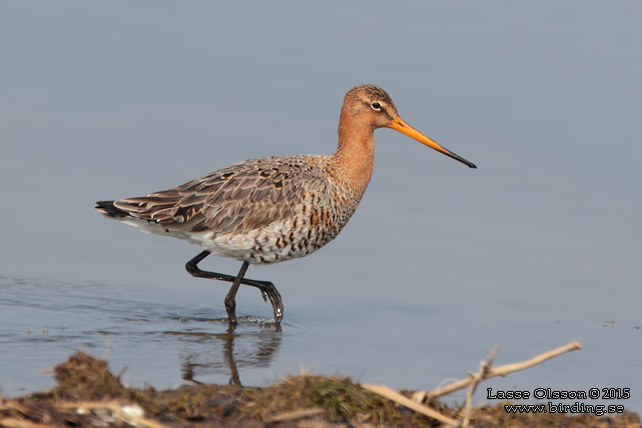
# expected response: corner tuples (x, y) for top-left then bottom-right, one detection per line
(332, 107), (376, 197)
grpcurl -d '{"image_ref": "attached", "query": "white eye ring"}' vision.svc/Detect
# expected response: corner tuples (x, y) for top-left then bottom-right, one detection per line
(370, 102), (382, 111)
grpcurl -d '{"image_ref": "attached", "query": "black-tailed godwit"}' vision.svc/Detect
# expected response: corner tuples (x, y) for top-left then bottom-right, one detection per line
(96, 84), (476, 325)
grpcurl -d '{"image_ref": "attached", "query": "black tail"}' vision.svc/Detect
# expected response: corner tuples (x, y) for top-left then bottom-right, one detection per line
(95, 200), (129, 218)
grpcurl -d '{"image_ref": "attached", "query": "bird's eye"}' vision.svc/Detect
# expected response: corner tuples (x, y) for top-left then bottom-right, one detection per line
(370, 102), (382, 111)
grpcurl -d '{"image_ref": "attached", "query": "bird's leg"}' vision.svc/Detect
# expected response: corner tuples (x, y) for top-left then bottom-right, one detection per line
(224, 262), (248, 324)
(185, 251), (284, 323)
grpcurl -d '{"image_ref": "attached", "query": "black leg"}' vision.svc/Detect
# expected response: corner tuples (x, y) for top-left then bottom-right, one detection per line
(185, 251), (284, 323)
(224, 262), (248, 324)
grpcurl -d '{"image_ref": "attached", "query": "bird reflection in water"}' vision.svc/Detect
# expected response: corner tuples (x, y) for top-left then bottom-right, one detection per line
(163, 322), (282, 386)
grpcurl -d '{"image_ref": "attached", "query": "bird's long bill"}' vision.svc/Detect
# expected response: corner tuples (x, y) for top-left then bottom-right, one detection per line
(388, 116), (477, 169)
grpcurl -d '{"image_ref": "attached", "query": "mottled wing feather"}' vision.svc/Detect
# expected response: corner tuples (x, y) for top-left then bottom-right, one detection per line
(113, 156), (329, 236)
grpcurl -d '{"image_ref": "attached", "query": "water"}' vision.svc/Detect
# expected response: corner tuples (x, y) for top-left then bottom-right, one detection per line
(1, 0), (641, 415)
(2, 272), (640, 412)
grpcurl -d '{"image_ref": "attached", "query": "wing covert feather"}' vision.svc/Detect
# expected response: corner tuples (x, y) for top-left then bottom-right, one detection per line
(113, 156), (331, 236)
